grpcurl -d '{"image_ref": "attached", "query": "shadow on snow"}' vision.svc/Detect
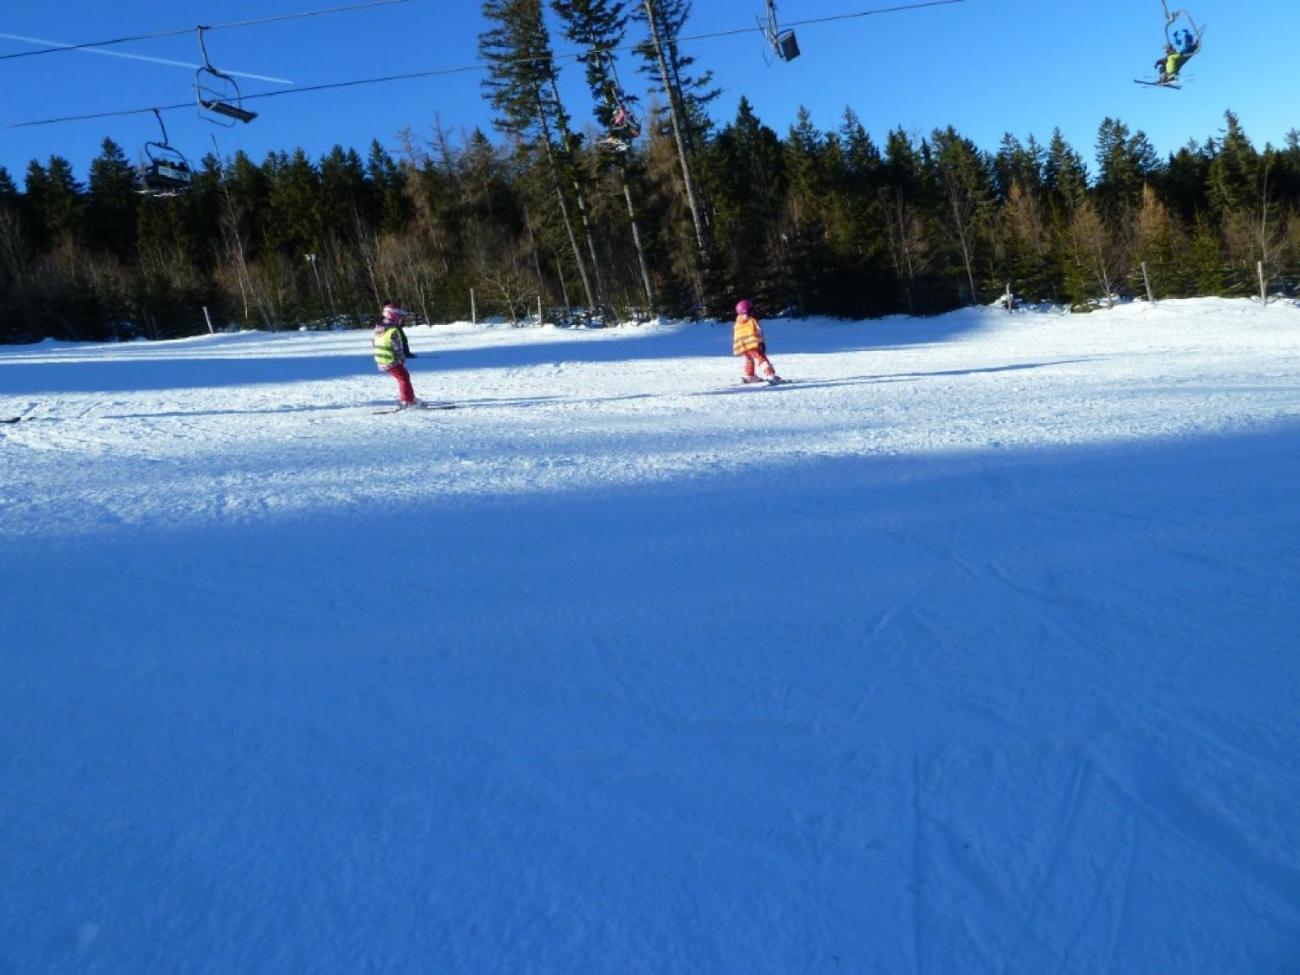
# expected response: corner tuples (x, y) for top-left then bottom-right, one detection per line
(3, 422), (1299, 971)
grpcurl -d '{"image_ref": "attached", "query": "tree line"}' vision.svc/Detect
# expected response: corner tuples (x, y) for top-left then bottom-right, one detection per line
(3, 0), (1300, 343)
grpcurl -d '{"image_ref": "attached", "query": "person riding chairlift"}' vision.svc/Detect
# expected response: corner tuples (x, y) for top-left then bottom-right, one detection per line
(599, 103), (641, 152)
(610, 103), (640, 138)
(1157, 28), (1199, 83)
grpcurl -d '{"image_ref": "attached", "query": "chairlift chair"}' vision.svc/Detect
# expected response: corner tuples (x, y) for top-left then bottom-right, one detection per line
(195, 26), (258, 125)
(1134, 0), (1204, 87)
(598, 51), (642, 152)
(137, 109), (193, 197)
(760, 0), (800, 62)
(1160, 0), (1204, 51)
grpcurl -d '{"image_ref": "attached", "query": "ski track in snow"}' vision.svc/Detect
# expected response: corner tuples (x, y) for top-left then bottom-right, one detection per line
(1, 299), (1299, 972)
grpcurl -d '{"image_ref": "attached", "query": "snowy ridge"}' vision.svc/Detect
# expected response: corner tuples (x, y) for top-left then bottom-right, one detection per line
(1, 298), (1299, 971)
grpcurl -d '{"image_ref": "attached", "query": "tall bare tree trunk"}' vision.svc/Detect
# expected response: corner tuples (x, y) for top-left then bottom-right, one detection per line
(643, 0), (710, 293)
(523, 207), (547, 296)
(947, 190), (979, 305)
(622, 168), (655, 314)
(548, 79), (611, 318)
(534, 98), (597, 312)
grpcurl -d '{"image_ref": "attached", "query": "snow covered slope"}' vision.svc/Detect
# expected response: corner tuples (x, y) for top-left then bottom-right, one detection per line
(2, 299), (1298, 972)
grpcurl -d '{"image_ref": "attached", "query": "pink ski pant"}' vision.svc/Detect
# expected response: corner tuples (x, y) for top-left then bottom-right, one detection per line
(741, 350), (776, 378)
(385, 364), (416, 403)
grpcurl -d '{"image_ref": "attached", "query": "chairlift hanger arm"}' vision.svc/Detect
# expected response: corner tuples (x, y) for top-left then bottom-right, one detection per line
(194, 25), (258, 124)
(150, 107), (171, 145)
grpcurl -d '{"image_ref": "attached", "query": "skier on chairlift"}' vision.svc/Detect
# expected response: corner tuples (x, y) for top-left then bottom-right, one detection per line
(596, 53), (641, 153)
(1140, 2), (1203, 87)
(598, 96), (641, 152)
(1156, 28), (1199, 84)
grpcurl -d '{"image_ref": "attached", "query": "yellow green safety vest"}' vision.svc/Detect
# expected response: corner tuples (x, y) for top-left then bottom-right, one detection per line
(373, 326), (400, 367)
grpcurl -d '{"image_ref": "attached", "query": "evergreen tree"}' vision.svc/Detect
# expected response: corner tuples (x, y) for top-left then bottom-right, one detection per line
(993, 133), (1044, 202)
(826, 109), (892, 316)
(366, 141), (409, 237)
(704, 97), (787, 308)
(1131, 183), (1187, 299)
(1274, 129), (1300, 209)
(633, 0), (716, 306)
(265, 149), (323, 263)
(997, 178), (1054, 301)
(1064, 198), (1127, 309)
(778, 107), (836, 315)
(1207, 115), (1282, 294)
(1159, 140), (1211, 223)
(1189, 213), (1228, 295)
(932, 126), (996, 304)
(632, 0), (718, 150)
(880, 128), (940, 314)
(0, 166), (17, 205)
(0, 166), (27, 341)
(1043, 129), (1088, 213)
(1094, 117), (1160, 217)
(1207, 111), (1259, 217)
(552, 0), (628, 133)
(480, 0), (600, 313)
(24, 156), (84, 249)
(85, 139), (138, 256)
(551, 0), (656, 314)
(319, 146), (375, 241)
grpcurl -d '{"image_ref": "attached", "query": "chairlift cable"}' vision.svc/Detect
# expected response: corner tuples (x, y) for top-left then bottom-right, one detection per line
(0, 0), (413, 62)
(0, 0), (966, 130)
(785, 0), (965, 31)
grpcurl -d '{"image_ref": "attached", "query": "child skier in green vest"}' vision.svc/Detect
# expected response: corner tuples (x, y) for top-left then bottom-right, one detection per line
(373, 303), (418, 406)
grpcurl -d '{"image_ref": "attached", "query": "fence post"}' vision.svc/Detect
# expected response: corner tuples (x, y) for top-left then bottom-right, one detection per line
(470, 288), (477, 325)
(1141, 262), (1156, 305)
(202, 305), (215, 334)
(1258, 261), (1268, 305)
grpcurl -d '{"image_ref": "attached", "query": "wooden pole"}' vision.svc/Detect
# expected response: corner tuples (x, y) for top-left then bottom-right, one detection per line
(1141, 261), (1156, 305)
(1004, 282), (1013, 313)
(1258, 260), (1268, 304)
(470, 288), (477, 325)
(537, 295), (544, 326)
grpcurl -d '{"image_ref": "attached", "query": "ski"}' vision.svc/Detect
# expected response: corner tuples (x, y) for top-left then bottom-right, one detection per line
(713, 377), (796, 393)
(371, 401), (456, 414)
(1134, 79), (1180, 89)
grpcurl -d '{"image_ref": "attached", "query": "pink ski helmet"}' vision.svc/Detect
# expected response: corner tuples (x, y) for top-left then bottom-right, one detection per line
(735, 298), (753, 316)
(382, 302), (407, 324)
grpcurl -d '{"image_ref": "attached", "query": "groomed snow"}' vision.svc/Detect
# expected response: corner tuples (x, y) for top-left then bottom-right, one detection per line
(2, 298), (1298, 972)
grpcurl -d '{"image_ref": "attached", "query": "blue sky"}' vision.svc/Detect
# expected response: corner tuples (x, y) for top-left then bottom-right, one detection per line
(0, 0), (1290, 183)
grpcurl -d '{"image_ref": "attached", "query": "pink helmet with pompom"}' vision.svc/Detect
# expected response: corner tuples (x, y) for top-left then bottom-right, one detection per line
(382, 302), (407, 324)
(735, 299), (752, 316)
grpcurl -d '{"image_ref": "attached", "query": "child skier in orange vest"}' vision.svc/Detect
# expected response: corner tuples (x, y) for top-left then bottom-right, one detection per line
(732, 299), (783, 384)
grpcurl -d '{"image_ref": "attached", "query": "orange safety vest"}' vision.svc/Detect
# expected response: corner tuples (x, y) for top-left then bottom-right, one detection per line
(733, 314), (764, 355)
